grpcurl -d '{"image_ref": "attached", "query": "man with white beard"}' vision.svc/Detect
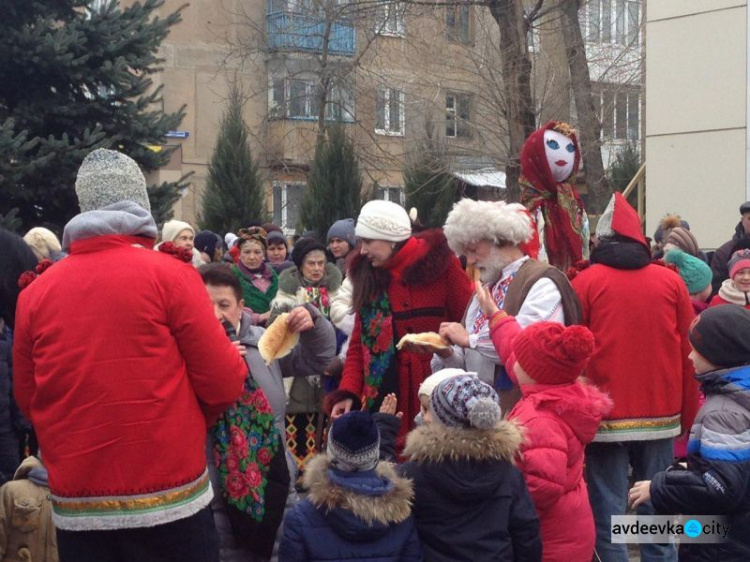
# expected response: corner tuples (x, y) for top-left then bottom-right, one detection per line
(429, 199), (581, 412)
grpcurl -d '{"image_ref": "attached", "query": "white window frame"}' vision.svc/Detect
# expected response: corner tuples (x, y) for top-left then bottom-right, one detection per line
(446, 4), (471, 44)
(376, 186), (405, 205)
(583, 0), (641, 47)
(597, 88), (641, 141)
(268, 75), (355, 122)
(445, 92), (471, 139)
(273, 182), (306, 235)
(375, 86), (405, 136)
(375, 1), (405, 37)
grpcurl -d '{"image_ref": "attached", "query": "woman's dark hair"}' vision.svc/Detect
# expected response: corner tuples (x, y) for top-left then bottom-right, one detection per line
(0, 227), (38, 328)
(349, 239), (408, 312)
(199, 263), (243, 303)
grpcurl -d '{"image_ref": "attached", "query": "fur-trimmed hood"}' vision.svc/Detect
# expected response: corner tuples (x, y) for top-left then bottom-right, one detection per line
(403, 420), (523, 464)
(303, 455), (414, 526)
(349, 229), (457, 288)
(278, 262), (342, 295)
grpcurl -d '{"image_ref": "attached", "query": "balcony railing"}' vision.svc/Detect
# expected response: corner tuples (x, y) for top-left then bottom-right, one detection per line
(267, 10), (356, 56)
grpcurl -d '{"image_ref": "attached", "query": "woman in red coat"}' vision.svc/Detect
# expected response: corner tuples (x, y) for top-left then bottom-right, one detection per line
(325, 201), (472, 448)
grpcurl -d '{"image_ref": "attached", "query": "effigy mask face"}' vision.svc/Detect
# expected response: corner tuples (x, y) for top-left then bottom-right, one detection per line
(544, 129), (576, 183)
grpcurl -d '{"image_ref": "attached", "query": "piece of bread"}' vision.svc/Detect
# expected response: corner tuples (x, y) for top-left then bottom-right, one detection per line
(258, 313), (300, 365)
(396, 332), (451, 350)
(466, 265), (481, 282)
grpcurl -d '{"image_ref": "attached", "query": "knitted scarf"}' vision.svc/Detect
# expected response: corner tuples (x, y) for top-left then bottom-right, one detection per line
(718, 279), (750, 306)
(212, 376), (281, 522)
(360, 291), (397, 411)
(232, 263), (278, 314)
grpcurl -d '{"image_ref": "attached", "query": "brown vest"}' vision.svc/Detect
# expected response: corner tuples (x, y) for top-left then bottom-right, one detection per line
(502, 259), (582, 326)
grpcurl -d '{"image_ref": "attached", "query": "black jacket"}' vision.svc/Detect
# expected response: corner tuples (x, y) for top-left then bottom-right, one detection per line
(383, 418), (542, 562)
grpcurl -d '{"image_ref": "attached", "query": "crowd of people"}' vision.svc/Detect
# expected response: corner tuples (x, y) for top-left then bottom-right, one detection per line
(0, 146), (749, 562)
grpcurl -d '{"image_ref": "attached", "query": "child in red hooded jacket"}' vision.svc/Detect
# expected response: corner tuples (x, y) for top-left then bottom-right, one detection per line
(478, 282), (611, 562)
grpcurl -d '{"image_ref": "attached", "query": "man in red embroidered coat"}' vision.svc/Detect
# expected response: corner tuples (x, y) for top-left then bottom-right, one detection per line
(13, 149), (247, 562)
(571, 193), (699, 562)
(324, 200), (472, 449)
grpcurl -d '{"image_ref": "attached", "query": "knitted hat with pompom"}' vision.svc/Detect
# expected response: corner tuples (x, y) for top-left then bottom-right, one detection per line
(513, 322), (596, 384)
(430, 374), (501, 431)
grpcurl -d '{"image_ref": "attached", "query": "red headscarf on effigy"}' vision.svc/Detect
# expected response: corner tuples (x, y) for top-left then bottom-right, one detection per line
(520, 121), (586, 270)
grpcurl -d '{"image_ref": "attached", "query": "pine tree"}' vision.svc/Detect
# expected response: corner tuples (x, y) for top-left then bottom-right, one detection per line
(199, 81), (266, 234)
(0, 0), (186, 230)
(404, 136), (456, 228)
(300, 125), (363, 240)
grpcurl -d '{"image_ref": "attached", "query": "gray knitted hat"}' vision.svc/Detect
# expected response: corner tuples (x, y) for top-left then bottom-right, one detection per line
(431, 374), (501, 430)
(75, 149), (150, 213)
(326, 412), (380, 472)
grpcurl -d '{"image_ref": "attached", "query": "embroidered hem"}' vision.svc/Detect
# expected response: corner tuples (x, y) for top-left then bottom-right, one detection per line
(51, 470), (213, 531)
(593, 414), (681, 442)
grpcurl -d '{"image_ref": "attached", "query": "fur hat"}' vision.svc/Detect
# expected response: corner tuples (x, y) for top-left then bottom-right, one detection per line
(431, 374), (501, 430)
(75, 149), (150, 213)
(355, 200), (412, 242)
(162, 220), (194, 243)
(327, 218), (356, 248)
(418, 368), (467, 398)
(292, 237), (326, 269)
(327, 411), (380, 472)
(513, 322), (595, 385)
(653, 214), (689, 244)
(689, 306), (750, 368)
(664, 249), (712, 295)
(740, 202), (750, 215)
(443, 198), (535, 255)
(23, 227), (62, 261)
(596, 193), (648, 248)
(729, 249), (750, 279)
(664, 227), (699, 257)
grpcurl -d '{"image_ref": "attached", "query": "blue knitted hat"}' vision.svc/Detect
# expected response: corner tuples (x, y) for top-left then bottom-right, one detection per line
(431, 374), (501, 430)
(327, 411), (380, 472)
(664, 249), (711, 295)
(327, 218), (356, 247)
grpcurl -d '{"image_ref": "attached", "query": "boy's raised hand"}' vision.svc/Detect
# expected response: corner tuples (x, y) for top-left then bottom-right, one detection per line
(379, 393), (403, 419)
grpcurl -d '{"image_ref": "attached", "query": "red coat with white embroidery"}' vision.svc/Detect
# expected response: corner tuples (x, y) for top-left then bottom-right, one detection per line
(13, 235), (247, 530)
(327, 230), (472, 448)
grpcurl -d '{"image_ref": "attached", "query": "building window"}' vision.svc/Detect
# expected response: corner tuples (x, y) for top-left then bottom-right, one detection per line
(269, 76), (354, 121)
(584, 0), (640, 46)
(598, 88), (640, 141)
(375, 1), (404, 36)
(527, 24), (540, 53)
(375, 87), (404, 135)
(376, 186), (405, 205)
(446, 93), (471, 138)
(446, 5), (471, 44)
(273, 182), (305, 234)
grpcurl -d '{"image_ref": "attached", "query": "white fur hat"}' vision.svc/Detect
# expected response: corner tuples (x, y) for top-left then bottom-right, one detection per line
(444, 198), (534, 254)
(355, 200), (411, 242)
(162, 220), (194, 243)
(23, 227), (62, 261)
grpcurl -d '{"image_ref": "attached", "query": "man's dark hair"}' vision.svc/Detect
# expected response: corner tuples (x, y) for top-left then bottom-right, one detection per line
(0, 227), (38, 328)
(199, 264), (243, 303)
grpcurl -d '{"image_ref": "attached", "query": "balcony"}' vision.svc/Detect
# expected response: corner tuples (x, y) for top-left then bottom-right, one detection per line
(267, 7), (356, 57)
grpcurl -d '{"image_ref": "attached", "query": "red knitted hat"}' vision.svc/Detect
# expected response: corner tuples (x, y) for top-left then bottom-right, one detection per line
(513, 322), (596, 384)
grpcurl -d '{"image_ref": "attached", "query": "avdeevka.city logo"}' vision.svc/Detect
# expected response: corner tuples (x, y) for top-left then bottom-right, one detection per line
(683, 519), (702, 538)
(611, 515), (729, 544)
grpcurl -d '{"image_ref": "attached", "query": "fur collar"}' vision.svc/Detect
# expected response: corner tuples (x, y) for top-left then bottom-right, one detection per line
(303, 455), (414, 525)
(403, 421), (523, 464)
(278, 262), (342, 294)
(349, 229), (456, 288)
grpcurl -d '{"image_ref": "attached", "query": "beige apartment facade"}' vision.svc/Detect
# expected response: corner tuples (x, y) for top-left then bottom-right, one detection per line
(646, 1), (748, 248)
(135, 0), (510, 230)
